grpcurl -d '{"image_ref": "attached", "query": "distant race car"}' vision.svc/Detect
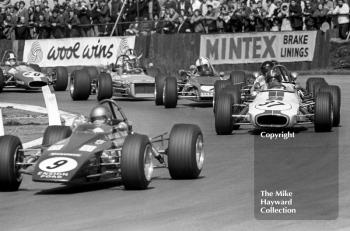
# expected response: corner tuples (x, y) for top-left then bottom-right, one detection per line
(0, 50), (68, 92)
(0, 99), (204, 191)
(214, 71), (341, 135)
(156, 66), (226, 108)
(69, 55), (158, 101)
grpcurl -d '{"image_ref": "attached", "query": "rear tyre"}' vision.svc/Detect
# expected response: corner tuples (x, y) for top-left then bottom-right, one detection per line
(42, 125), (72, 147)
(320, 85), (341, 126)
(215, 93), (233, 135)
(313, 81), (328, 98)
(230, 71), (245, 85)
(97, 73), (113, 101)
(314, 92), (333, 132)
(53, 67), (68, 91)
(168, 124), (204, 179)
(222, 85), (241, 130)
(29, 64), (41, 72)
(121, 134), (153, 190)
(163, 77), (178, 108)
(306, 77), (326, 95)
(70, 69), (91, 101)
(155, 76), (165, 105)
(83, 66), (99, 82)
(0, 68), (4, 93)
(0, 135), (23, 191)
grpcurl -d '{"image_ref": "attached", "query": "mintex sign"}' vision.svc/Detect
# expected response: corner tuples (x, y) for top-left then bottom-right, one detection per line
(199, 31), (317, 64)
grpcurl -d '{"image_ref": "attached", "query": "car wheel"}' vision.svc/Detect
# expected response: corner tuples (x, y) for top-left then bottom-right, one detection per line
(167, 124), (204, 179)
(320, 85), (341, 126)
(314, 92), (333, 132)
(222, 84), (241, 130)
(53, 66), (68, 91)
(215, 92), (233, 135)
(313, 81), (328, 98)
(70, 69), (91, 101)
(121, 134), (153, 190)
(163, 77), (178, 108)
(97, 73), (113, 101)
(306, 77), (326, 95)
(155, 76), (165, 105)
(83, 66), (99, 82)
(213, 80), (230, 113)
(42, 125), (72, 147)
(0, 68), (4, 93)
(0, 135), (23, 191)
(29, 63), (41, 72)
(230, 70), (245, 85)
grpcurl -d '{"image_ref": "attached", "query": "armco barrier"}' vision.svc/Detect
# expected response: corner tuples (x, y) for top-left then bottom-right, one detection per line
(0, 30), (336, 76)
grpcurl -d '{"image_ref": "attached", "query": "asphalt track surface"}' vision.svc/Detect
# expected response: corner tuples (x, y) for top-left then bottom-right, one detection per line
(0, 75), (349, 231)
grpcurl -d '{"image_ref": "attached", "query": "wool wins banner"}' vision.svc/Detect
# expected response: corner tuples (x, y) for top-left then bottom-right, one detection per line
(23, 36), (135, 67)
(200, 31), (317, 64)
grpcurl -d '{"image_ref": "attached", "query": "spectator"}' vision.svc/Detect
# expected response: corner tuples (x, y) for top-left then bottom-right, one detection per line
(191, 9), (205, 32)
(97, 0), (111, 35)
(289, 0), (303, 30)
(78, 1), (94, 36)
(35, 14), (50, 38)
(217, 4), (232, 32)
(304, 0), (316, 30)
(175, 15), (192, 32)
(15, 16), (30, 39)
(204, 4), (218, 33)
(253, 1), (268, 31)
(66, 10), (81, 37)
(332, 0), (350, 39)
(50, 9), (65, 38)
(313, 3), (329, 29)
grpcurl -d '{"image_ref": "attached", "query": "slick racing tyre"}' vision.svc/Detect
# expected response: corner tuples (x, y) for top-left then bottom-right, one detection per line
(314, 92), (333, 132)
(313, 81), (328, 98)
(121, 134), (153, 190)
(0, 68), (4, 93)
(155, 75), (165, 105)
(230, 70), (246, 85)
(83, 66), (99, 82)
(168, 124), (204, 179)
(215, 92), (233, 135)
(320, 85), (341, 126)
(213, 80), (230, 113)
(29, 63), (41, 72)
(53, 66), (68, 91)
(222, 84), (241, 130)
(70, 69), (91, 101)
(306, 77), (326, 96)
(163, 77), (178, 108)
(42, 125), (72, 147)
(0, 135), (23, 191)
(97, 73), (113, 101)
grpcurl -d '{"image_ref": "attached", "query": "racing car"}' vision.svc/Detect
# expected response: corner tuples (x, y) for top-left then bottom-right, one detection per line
(0, 50), (68, 92)
(0, 99), (204, 191)
(70, 54), (158, 101)
(156, 57), (225, 108)
(214, 68), (341, 135)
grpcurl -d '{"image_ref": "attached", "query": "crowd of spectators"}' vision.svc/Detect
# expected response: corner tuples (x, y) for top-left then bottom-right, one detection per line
(0, 0), (349, 39)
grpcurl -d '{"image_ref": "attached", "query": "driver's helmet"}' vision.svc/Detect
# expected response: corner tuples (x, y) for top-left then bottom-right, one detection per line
(195, 57), (213, 75)
(260, 61), (274, 76)
(265, 70), (283, 89)
(6, 52), (17, 66)
(89, 105), (112, 126)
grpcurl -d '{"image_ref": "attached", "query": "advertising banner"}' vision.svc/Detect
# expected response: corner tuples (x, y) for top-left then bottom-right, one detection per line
(23, 36), (135, 67)
(200, 31), (317, 64)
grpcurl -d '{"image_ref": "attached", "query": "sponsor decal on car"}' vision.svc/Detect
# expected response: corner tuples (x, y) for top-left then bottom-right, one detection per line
(47, 144), (64, 151)
(79, 145), (97, 152)
(95, 139), (106, 145)
(49, 153), (81, 157)
(39, 157), (78, 173)
(255, 100), (291, 110)
(37, 171), (69, 179)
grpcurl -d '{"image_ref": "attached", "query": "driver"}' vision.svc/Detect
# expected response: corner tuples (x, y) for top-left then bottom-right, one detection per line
(251, 61), (274, 93)
(89, 105), (112, 127)
(266, 70), (283, 89)
(195, 57), (214, 76)
(5, 52), (17, 66)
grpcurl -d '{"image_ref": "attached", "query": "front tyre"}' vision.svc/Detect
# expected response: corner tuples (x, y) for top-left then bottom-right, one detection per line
(70, 69), (91, 101)
(0, 135), (23, 191)
(53, 66), (68, 91)
(314, 92), (333, 132)
(42, 125), (72, 147)
(168, 124), (204, 179)
(163, 77), (178, 108)
(97, 73), (113, 101)
(320, 85), (341, 126)
(155, 76), (165, 105)
(121, 134), (153, 190)
(0, 68), (4, 93)
(215, 93), (233, 135)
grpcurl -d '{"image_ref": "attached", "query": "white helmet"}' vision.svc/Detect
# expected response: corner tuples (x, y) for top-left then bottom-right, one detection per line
(195, 57), (212, 75)
(7, 53), (17, 66)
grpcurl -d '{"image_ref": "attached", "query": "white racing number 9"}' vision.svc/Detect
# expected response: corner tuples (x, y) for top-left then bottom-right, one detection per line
(39, 157), (78, 173)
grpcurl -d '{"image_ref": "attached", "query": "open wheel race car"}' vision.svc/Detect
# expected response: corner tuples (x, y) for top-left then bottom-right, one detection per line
(214, 69), (341, 135)
(0, 50), (68, 92)
(0, 99), (205, 191)
(70, 54), (159, 101)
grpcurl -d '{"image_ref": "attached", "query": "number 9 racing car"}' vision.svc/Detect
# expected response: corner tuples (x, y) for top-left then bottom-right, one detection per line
(0, 99), (205, 191)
